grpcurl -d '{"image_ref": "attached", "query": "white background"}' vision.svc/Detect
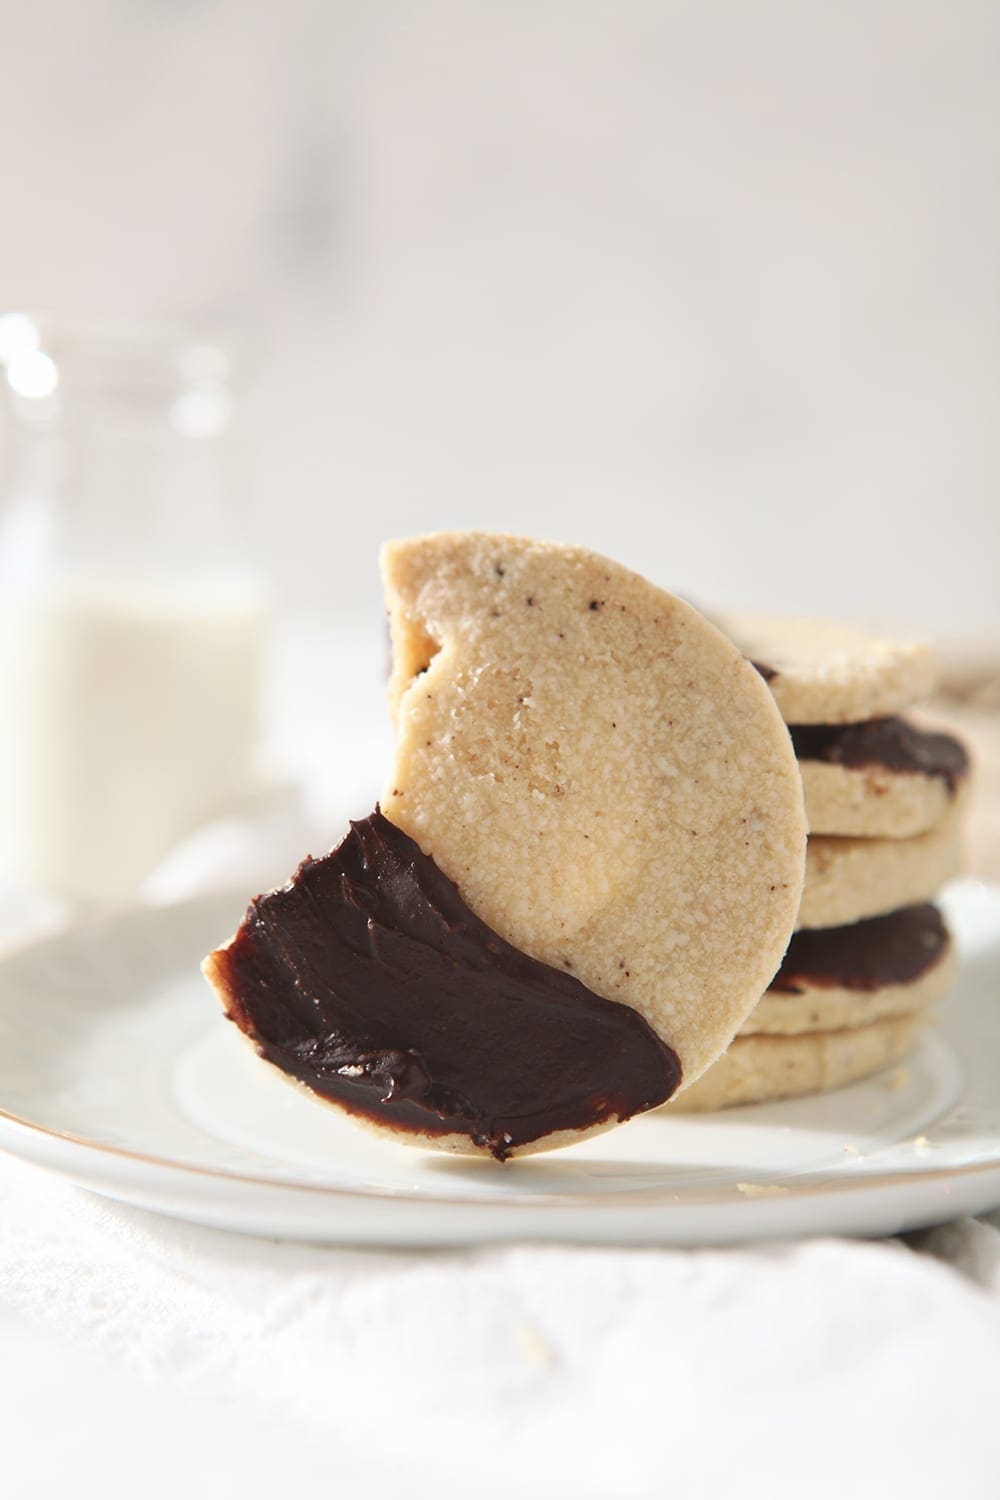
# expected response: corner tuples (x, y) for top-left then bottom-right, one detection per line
(0, 0), (997, 639)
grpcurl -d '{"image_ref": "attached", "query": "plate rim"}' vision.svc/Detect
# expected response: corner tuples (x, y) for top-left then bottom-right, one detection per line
(1, 884), (1000, 1218)
(3, 1054), (1000, 1215)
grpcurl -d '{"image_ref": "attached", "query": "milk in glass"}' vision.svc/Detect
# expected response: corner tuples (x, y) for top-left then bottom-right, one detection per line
(0, 319), (266, 902)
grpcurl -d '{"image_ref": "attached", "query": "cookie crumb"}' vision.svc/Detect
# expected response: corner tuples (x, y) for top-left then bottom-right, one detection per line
(516, 1322), (556, 1370)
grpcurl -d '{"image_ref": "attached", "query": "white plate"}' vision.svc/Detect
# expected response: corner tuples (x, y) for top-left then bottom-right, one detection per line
(1, 881), (999, 1245)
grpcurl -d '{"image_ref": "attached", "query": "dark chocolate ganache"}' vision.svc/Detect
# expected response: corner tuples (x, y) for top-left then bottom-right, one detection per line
(211, 808), (681, 1160)
(789, 717), (968, 793)
(768, 904), (949, 995)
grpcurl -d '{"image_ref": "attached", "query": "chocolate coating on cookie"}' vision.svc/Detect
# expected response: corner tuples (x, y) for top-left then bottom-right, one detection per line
(769, 904), (949, 995)
(207, 809), (682, 1161)
(789, 718), (969, 793)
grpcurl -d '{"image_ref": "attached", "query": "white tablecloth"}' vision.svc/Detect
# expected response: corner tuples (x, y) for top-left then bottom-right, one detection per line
(1, 1148), (999, 1499)
(3, 628), (999, 1498)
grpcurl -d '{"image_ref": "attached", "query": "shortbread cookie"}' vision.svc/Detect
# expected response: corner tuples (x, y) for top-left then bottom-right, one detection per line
(740, 904), (954, 1035)
(382, 532), (805, 1085)
(672, 1013), (926, 1111)
(793, 718), (969, 838)
(719, 613), (939, 725)
(799, 808), (962, 929)
(206, 535), (807, 1159)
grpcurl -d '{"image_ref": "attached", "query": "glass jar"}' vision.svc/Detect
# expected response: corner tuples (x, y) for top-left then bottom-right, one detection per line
(0, 315), (267, 903)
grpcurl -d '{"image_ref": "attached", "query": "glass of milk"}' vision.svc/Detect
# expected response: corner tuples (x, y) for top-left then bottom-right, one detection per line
(0, 316), (267, 904)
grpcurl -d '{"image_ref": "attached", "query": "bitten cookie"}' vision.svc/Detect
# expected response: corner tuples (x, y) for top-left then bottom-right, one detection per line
(739, 904), (954, 1035)
(718, 613), (939, 725)
(204, 534), (807, 1161)
(798, 808), (962, 929)
(792, 718), (969, 838)
(672, 1013), (925, 1111)
(378, 533), (807, 1142)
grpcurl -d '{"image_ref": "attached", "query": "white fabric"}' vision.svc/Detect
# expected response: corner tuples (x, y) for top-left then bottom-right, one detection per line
(2, 1149), (999, 1499)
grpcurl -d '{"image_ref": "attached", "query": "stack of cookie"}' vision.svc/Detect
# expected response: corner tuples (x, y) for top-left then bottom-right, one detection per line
(679, 616), (970, 1111)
